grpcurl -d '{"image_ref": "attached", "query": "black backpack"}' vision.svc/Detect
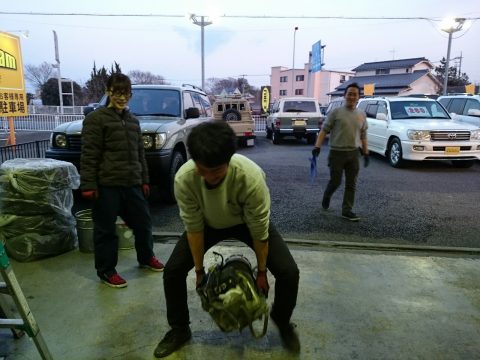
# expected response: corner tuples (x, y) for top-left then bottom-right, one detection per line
(196, 253), (269, 338)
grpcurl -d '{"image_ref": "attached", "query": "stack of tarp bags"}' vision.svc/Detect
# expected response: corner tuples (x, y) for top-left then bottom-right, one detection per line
(0, 158), (80, 261)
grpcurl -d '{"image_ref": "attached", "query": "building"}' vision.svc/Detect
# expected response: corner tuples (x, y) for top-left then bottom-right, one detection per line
(329, 57), (442, 98)
(270, 65), (354, 106)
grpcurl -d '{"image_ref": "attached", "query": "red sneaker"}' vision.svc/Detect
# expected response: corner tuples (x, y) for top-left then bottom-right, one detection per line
(140, 256), (165, 272)
(101, 273), (128, 288)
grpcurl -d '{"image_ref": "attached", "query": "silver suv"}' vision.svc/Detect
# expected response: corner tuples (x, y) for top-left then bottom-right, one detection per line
(357, 96), (480, 168)
(437, 94), (480, 128)
(45, 84), (212, 203)
(266, 97), (324, 144)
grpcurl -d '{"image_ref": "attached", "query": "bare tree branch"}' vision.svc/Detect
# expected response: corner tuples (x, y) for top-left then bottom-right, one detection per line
(24, 62), (54, 92)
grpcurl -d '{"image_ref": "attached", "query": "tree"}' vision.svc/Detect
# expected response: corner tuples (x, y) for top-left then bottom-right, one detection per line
(24, 62), (54, 93)
(205, 77), (258, 96)
(83, 62), (122, 104)
(40, 78), (83, 106)
(128, 70), (168, 85)
(434, 57), (470, 89)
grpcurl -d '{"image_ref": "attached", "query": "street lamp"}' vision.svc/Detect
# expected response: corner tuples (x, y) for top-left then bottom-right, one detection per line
(440, 17), (465, 95)
(292, 26), (298, 96)
(190, 14), (212, 90)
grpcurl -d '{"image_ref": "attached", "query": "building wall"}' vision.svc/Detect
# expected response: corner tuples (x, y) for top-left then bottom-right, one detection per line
(400, 76), (441, 95)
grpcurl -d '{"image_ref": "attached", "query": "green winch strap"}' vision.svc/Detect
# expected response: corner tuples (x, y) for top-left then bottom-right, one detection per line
(0, 241), (10, 268)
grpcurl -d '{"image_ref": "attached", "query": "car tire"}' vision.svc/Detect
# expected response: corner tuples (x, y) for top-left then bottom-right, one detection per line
(451, 160), (474, 168)
(160, 151), (185, 204)
(222, 109), (242, 121)
(272, 129), (281, 145)
(307, 134), (316, 145)
(266, 127), (272, 139)
(388, 138), (404, 168)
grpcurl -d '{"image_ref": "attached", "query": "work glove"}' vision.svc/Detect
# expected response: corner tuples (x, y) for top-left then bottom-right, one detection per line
(312, 147), (320, 157)
(142, 184), (150, 198)
(81, 190), (97, 200)
(364, 155), (370, 168)
(195, 267), (206, 289)
(256, 269), (270, 298)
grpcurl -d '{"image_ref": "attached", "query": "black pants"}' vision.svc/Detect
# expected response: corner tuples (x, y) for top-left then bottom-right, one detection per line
(92, 186), (154, 277)
(324, 149), (360, 213)
(163, 222), (299, 329)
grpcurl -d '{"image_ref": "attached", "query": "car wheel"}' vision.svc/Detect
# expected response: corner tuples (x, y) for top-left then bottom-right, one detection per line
(388, 138), (404, 168)
(160, 151), (185, 204)
(272, 129), (281, 144)
(307, 134), (316, 145)
(266, 127), (272, 139)
(222, 109), (242, 121)
(451, 160), (474, 168)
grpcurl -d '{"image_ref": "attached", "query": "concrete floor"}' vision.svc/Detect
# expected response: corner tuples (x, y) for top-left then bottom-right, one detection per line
(1, 240), (479, 360)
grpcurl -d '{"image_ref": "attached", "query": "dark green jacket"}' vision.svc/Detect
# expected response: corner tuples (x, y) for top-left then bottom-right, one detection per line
(80, 107), (149, 190)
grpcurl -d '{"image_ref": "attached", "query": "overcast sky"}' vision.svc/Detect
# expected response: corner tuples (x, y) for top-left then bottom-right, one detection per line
(1, 0), (479, 93)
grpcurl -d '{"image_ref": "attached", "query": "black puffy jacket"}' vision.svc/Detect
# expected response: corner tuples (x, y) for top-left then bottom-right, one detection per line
(80, 107), (149, 190)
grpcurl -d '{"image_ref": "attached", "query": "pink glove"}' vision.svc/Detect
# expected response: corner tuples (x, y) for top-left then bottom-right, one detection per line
(142, 184), (150, 198)
(82, 190), (97, 200)
(256, 269), (269, 297)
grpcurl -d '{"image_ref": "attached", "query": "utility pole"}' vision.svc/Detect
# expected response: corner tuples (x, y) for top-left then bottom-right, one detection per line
(52, 30), (63, 114)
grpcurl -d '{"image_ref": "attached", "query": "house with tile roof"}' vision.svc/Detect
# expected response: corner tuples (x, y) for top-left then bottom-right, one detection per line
(329, 57), (442, 98)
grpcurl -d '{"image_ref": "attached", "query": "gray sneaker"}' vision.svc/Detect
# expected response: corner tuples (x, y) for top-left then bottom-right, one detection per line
(342, 211), (360, 221)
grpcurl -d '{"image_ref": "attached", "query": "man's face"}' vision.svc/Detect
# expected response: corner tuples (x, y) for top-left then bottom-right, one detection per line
(195, 162), (229, 187)
(108, 89), (132, 112)
(344, 87), (360, 109)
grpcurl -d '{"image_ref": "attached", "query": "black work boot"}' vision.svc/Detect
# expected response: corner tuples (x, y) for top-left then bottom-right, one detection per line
(270, 311), (301, 354)
(154, 327), (192, 358)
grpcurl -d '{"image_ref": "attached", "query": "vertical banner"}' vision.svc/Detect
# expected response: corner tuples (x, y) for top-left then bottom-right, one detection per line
(0, 31), (28, 117)
(465, 84), (475, 95)
(364, 83), (375, 96)
(260, 86), (271, 114)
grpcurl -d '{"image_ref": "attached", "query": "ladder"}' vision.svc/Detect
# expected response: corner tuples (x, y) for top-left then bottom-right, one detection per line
(0, 242), (53, 359)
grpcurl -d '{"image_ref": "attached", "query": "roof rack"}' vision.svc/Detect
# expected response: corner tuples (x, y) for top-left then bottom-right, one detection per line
(181, 83), (205, 92)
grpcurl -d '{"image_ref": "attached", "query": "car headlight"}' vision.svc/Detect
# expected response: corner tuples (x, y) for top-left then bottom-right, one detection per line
(143, 133), (167, 150)
(471, 129), (480, 140)
(53, 133), (67, 148)
(407, 130), (431, 141)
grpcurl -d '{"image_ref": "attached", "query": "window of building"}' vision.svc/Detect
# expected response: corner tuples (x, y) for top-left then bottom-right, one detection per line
(280, 76), (288, 83)
(295, 75), (304, 81)
(295, 89), (304, 95)
(280, 90), (287, 96)
(376, 69), (390, 75)
(339, 75), (346, 83)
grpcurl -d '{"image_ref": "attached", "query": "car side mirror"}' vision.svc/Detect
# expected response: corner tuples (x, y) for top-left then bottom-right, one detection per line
(376, 113), (387, 121)
(185, 107), (200, 119)
(467, 109), (480, 117)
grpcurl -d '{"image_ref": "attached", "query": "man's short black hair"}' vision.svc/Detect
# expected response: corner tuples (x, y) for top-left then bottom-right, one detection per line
(106, 73), (131, 93)
(344, 82), (361, 96)
(187, 121), (237, 167)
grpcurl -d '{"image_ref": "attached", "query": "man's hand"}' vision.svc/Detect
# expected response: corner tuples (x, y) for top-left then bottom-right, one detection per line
(256, 269), (269, 297)
(81, 190), (97, 200)
(142, 184), (150, 198)
(312, 147), (320, 157)
(195, 267), (205, 289)
(364, 155), (370, 168)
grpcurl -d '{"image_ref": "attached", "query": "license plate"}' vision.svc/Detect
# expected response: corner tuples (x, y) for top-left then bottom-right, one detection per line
(445, 146), (460, 154)
(293, 120), (306, 126)
(246, 139), (254, 146)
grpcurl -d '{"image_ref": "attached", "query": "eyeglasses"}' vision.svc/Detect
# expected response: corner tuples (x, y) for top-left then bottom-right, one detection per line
(109, 90), (131, 98)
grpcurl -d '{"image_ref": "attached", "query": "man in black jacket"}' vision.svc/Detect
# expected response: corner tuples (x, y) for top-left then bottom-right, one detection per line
(80, 73), (164, 288)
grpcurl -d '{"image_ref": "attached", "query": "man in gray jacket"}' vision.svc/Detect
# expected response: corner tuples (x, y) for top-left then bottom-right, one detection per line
(80, 73), (164, 288)
(312, 82), (369, 221)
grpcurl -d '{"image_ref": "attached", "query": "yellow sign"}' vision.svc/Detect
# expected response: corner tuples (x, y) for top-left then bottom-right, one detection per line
(465, 84), (475, 95)
(0, 31), (28, 117)
(364, 83), (375, 96)
(261, 86), (270, 113)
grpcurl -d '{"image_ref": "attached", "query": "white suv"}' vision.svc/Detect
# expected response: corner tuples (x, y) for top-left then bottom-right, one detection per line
(437, 94), (480, 128)
(357, 97), (480, 168)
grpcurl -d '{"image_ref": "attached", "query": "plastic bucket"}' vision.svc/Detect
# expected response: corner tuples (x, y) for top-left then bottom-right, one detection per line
(74, 210), (135, 253)
(75, 209), (94, 253)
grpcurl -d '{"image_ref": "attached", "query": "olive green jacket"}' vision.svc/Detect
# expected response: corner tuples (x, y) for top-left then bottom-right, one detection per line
(80, 107), (149, 190)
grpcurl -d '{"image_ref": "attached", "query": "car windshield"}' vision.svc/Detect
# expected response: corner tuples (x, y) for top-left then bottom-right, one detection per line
(128, 89), (181, 117)
(390, 101), (450, 120)
(283, 101), (317, 113)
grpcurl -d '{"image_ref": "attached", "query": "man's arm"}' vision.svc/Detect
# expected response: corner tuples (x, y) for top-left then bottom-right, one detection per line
(187, 231), (205, 271)
(253, 239), (268, 271)
(314, 129), (327, 149)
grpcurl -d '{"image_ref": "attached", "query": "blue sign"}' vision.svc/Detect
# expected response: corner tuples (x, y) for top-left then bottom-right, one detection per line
(311, 41), (324, 73)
